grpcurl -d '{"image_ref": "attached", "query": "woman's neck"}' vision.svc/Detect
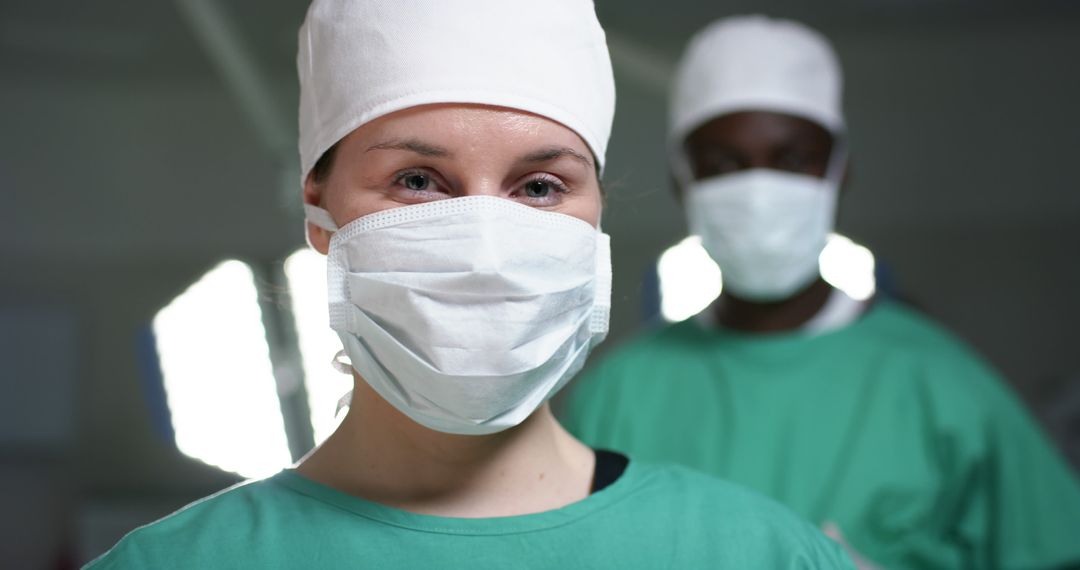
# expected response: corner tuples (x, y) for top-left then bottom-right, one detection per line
(295, 377), (595, 518)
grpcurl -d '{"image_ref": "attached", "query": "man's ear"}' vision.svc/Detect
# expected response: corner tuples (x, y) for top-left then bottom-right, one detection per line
(303, 170), (332, 255)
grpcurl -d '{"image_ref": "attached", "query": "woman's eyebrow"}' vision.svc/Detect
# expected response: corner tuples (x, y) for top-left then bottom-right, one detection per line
(519, 146), (593, 170)
(366, 138), (452, 157)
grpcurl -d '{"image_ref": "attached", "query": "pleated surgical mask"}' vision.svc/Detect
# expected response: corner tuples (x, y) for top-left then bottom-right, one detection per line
(685, 168), (838, 302)
(305, 196), (611, 435)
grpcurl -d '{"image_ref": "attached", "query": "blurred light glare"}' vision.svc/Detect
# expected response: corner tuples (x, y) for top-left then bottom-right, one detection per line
(658, 235), (723, 322)
(152, 260), (291, 479)
(285, 248), (350, 444)
(819, 233), (877, 301)
(658, 233), (876, 322)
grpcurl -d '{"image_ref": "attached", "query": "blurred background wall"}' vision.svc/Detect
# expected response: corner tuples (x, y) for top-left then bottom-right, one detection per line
(1, 0), (1078, 567)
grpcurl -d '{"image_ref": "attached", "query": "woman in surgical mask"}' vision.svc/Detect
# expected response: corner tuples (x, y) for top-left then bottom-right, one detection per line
(84, 1), (854, 568)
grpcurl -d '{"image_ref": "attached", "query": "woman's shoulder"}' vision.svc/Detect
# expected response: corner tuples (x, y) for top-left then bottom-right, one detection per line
(619, 462), (855, 568)
(631, 460), (814, 524)
(82, 475), (292, 569)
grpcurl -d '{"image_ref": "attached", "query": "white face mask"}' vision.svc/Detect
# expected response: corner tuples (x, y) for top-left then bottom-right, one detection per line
(305, 196), (611, 435)
(684, 168), (838, 302)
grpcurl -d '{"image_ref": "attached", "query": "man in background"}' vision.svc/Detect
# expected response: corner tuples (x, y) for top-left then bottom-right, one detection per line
(563, 15), (1080, 569)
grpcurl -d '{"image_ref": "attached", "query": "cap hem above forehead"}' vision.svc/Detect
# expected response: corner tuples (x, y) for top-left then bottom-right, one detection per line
(300, 90), (609, 183)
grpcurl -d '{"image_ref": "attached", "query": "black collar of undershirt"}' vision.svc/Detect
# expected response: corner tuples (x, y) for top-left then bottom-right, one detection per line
(590, 449), (630, 494)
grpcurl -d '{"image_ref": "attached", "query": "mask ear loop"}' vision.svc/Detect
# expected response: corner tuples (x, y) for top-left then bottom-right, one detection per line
(818, 133), (848, 289)
(823, 135), (849, 188)
(668, 132), (696, 191)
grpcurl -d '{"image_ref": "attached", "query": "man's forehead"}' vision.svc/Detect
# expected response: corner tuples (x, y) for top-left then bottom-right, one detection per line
(685, 110), (833, 148)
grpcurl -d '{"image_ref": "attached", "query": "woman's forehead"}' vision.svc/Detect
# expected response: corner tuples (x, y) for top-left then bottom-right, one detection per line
(343, 104), (592, 156)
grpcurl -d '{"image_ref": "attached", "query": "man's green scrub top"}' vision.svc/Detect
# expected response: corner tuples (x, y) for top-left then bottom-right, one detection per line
(85, 462), (854, 569)
(563, 299), (1080, 569)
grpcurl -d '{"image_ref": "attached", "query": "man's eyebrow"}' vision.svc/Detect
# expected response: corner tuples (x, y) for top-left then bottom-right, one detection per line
(519, 146), (594, 170)
(366, 138), (452, 158)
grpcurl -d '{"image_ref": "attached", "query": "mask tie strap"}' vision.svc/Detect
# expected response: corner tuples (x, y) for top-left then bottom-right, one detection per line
(304, 204), (340, 232)
(331, 349), (352, 374)
(332, 349), (354, 414)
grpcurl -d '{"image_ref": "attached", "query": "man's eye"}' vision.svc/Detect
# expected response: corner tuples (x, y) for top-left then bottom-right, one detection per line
(692, 154), (741, 178)
(402, 174), (430, 191)
(524, 180), (552, 198)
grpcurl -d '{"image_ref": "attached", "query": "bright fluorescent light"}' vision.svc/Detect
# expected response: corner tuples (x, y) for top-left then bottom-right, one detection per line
(152, 260), (291, 478)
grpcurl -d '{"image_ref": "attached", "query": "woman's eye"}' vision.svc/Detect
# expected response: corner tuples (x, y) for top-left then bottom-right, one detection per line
(402, 173), (430, 191)
(524, 180), (552, 198)
(515, 176), (569, 204)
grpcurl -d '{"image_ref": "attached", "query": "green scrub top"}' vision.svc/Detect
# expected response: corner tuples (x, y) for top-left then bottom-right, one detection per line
(562, 299), (1080, 569)
(85, 461), (854, 569)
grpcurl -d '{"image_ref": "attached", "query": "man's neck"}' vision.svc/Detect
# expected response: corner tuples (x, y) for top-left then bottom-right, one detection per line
(296, 378), (595, 518)
(714, 277), (834, 333)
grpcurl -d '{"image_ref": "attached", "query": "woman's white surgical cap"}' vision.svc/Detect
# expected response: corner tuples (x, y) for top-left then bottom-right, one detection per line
(297, 0), (615, 181)
(669, 15), (844, 145)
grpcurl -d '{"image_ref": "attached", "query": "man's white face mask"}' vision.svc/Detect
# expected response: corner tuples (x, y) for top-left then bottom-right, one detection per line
(306, 196), (611, 435)
(684, 168), (838, 302)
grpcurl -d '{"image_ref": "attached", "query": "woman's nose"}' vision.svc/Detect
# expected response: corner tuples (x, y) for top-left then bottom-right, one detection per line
(456, 178), (504, 198)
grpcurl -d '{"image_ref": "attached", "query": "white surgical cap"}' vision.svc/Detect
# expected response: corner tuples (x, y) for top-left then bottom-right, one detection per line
(297, 0), (615, 181)
(669, 15), (844, 145)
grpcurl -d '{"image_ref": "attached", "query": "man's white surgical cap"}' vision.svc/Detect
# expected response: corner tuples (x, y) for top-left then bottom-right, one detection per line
(297, 0), (615, 181)
(669, 15), (844, 145)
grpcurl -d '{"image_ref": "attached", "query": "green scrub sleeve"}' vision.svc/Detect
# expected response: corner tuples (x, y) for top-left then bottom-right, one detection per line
(952, 366), (1080, 569)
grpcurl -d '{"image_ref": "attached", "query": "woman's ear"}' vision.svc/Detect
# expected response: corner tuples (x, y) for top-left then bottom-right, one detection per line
(303, 171), (332, 255)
